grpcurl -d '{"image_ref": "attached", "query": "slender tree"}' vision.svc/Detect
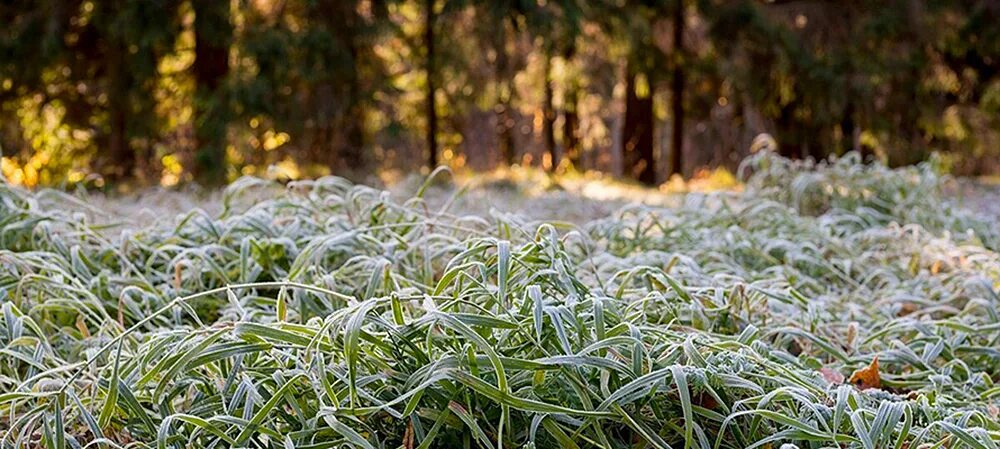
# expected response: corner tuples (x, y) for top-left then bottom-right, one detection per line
(495, 23), (516, 166)
(329, 0), (366, 168)
(623, 65), (655, 185)
(542, 50), (557, 170)
(606, 0), (661, 186)
(562, 43), (581, 169)
(475, 1), (529, 167)
(191, 0), (231, 186)
(95, 0), (177, 184)
(668, 0), (685, 177)
(105, 37), (134, 182)
(526, 0), (582, 171)
(425, 0), (438, 168)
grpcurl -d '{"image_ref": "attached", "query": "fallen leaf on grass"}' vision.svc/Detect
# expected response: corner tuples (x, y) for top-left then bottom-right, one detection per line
(174, 262), (183, 291)
(849, 355), (881, 390)
(402, 420), (414, 449)
(897, 302), (918, 316)
(846, 322), (858, 349)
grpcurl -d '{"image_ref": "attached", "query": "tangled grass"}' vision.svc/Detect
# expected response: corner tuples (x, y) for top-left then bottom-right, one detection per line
(1, 153), (998, 449)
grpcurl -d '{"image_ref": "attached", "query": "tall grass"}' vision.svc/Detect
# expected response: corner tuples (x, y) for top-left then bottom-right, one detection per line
(1, 153), (998, 448)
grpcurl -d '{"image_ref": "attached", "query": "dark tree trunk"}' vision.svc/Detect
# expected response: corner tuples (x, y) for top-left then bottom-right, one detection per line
(497, 103), (515, 166)
(777, 104), (801, 159)
(344, 102), (364, 166)
(563, 100), (579, 168)
(425, 0), (438, 168)
(562, 44), (580, 169)
(342, 43), (365, 166)
(107, 96), (132, 182)
(192, 0), (231, 186)
(669, 0), (685, 178)
(623, 66), (656, 185)
(107, 108), (132, 182)
(320, 0), (365, 170)
(542, 52), (557, 170)
(105, 38), (134, 184)
(841, 101), (864, 158)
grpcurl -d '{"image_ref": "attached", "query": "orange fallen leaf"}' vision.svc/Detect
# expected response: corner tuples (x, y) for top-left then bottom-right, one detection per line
(849, 356), (881, 390)
(820, 367), (845, 384)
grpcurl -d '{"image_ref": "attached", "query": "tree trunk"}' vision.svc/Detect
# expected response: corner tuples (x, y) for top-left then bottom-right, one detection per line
(841, 101), (862, 156)
(192, 0), (231, 186)
(669, 0), (685, 178)
(562, 45), (580, 169)
(107, 95), (132, 182)
(425, 0), (438, 168)
(542, 52), (557, 170)
(319, 0), (365, 170)
(105, 38), (134, 184)
(622, 66), (656, 185)
(777, 104), (801, 159)
(563, 99), (579, 168)
(495, 23), (515, 166)
(341, 43), (365, 167)
(344, 94), (364, 166)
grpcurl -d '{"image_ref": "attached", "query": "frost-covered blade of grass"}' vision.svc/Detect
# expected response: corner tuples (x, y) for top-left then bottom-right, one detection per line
(0, 152), (998, 449)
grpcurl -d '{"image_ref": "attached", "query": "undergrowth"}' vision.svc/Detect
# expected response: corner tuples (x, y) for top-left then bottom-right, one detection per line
(0, 153), (998, 448)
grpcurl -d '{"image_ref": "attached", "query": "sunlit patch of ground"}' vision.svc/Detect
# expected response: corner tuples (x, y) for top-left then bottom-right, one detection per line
(70, 165), (731, 228)
(28, 164), (1000, 231)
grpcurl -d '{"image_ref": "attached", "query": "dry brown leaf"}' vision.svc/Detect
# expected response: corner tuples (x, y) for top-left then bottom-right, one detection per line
(117, 294), (125, 327)
(402, 420), (414, 449)
(849, 355), (881, 390)
(694, 392), (719, 410)
(819, 367), (845, 384)
(846, 322), (858, 349)
(897, 302), (918, 317)
(75, 314), (90, 338)
(174, 263), (183, 291)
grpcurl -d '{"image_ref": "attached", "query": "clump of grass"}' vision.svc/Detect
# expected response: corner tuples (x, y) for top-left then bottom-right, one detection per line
(1, 152), (998, 449)
(740, 151), (1000, 249)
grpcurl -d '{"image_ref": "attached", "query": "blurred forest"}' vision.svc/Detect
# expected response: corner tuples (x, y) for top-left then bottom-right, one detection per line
(1, 0), (998, 188)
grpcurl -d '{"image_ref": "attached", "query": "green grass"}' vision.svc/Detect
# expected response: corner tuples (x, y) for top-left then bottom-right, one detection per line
(1, 152), (998, 448)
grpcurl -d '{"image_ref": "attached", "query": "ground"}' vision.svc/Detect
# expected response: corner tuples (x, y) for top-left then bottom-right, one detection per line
(79, 169), (1000, 227)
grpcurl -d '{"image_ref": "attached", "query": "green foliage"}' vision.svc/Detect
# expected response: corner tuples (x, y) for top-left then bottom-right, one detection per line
(1, 153), (999, 448)
(705, 0), (999, 166)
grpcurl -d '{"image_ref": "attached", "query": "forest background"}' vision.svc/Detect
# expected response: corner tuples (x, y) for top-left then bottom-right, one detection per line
(1, 0), (997, 188)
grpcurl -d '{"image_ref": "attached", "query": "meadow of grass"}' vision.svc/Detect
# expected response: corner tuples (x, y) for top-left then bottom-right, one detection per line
(1, 152), (998, 448)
